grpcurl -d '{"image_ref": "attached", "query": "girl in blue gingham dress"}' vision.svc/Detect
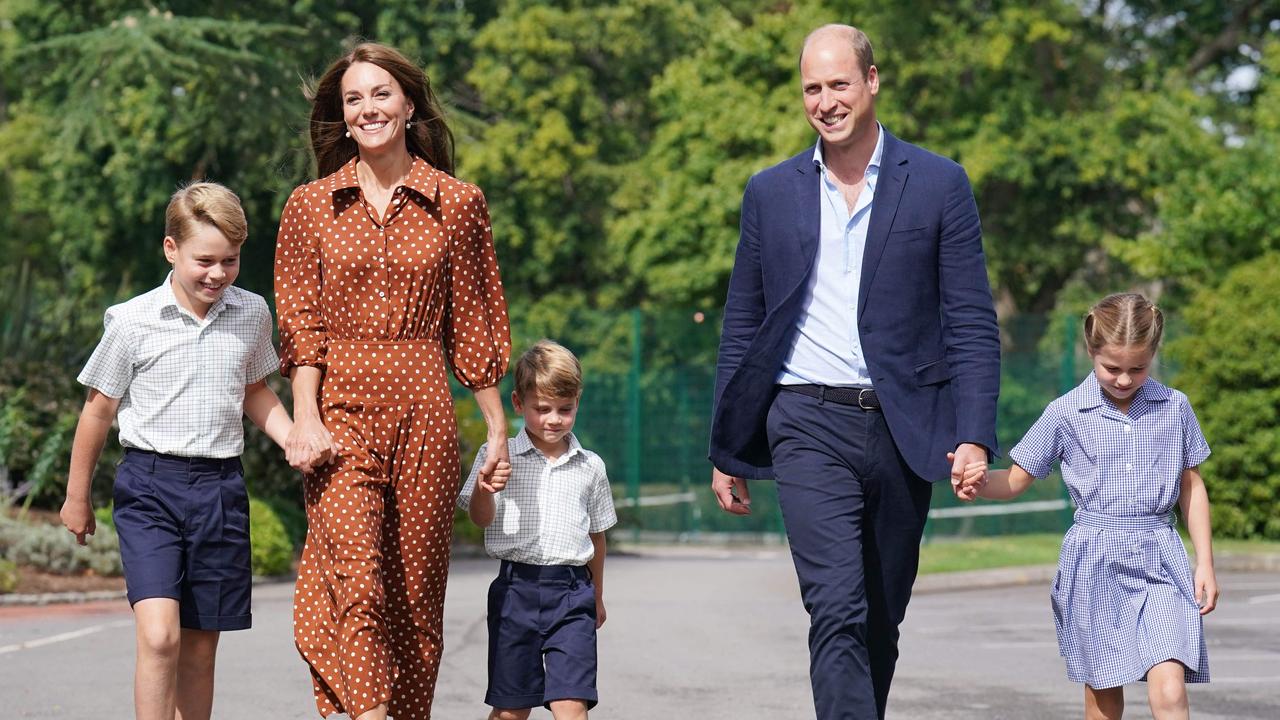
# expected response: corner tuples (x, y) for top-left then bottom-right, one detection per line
(952, 293), (1219, 720)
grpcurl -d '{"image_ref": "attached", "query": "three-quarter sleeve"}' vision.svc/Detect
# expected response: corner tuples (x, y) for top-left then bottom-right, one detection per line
(274, 186), (328, 377)
(443, 186), (511, 389)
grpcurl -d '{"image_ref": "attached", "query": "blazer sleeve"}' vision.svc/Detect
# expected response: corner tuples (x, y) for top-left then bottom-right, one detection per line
(710, 176), (767, 470)
(937, 165), (1001, 455)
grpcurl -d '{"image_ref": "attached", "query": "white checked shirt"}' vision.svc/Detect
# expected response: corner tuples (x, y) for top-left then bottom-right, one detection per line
(78, 275), (279, 459)
(458, 431), (617, 566)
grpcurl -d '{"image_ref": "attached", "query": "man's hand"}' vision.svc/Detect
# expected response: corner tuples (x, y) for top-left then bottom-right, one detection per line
(947, 451), (988, 501)
(712, 467), (751, 515)
(949, 443), (988, 501)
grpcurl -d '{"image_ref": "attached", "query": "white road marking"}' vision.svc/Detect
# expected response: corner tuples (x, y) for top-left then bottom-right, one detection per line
(0, 620), (132, 656)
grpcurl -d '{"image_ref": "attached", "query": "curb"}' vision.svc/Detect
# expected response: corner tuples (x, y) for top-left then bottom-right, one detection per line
(0, 573), (296, 607)
(3, 552), (1276, 607)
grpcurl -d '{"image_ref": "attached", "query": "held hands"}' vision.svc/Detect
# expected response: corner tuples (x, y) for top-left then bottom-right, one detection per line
(947, 445), (989, 502)
(59, 498), (96, 546)
(711, 467), (751, 516)
(477, 434), (511, 493)
(478, 459), (511, 494)
(286, 414), (337, 474)
(1194, 563), (1219, 615)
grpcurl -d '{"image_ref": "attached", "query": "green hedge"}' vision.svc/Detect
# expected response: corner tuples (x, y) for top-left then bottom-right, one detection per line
(1169, 252), (1280, 539)
(249, 497), (293, 577)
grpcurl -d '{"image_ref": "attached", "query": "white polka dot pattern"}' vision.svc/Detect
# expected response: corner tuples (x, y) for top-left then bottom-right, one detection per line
(274, 156), (511, 719)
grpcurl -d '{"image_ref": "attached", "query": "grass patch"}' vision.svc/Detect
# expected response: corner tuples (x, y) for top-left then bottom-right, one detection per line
(918, 533), (1280, 575)
(919, 534), (1063, 574)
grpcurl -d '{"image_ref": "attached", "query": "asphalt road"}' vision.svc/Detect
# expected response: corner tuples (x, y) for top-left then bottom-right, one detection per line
(2, 550), (1277, 718)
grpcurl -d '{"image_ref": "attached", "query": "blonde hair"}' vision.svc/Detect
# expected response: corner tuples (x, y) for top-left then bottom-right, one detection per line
(1083, 293), (1164, 355)
(514, 340), (582, 400)
(164, 182), (248, 246)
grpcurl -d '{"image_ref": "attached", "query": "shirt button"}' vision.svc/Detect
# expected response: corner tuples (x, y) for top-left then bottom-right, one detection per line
(1124, 424), (1132, 433)
(1126, 463), (1133, 472)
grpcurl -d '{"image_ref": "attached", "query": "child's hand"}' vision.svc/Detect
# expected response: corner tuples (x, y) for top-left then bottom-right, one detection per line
(59, 498), (96, 546)
(479, 460), (511, 494)
(946, 452), (988, 501)
(1194, 563), (1219, 615)
(595, 595), (607, 629)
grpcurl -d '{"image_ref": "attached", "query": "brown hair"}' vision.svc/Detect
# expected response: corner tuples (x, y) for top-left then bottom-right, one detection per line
(514, 340), (583, 401)
(801, 24), (876, 79)
(164, 182), (248, 246)
(1083, 293), (1165, 355)
(306, 42), (455, 178)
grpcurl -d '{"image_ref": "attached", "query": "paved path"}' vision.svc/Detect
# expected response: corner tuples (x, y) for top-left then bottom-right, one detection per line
(2, 550), (1277, 718)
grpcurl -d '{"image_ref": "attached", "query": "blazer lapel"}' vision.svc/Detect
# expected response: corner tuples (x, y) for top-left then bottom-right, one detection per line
(859, 132), (908, 321)
(791, 151), (821, 280)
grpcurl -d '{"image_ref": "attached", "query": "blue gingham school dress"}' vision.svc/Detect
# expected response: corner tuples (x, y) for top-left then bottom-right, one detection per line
(1010, 373), (1211, 689)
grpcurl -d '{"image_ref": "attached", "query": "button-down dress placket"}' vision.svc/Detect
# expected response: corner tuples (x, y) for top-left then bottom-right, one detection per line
(276, 156), (511, 720)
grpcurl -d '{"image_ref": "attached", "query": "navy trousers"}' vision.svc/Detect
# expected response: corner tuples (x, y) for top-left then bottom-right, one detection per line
(767, 389), (933, 720)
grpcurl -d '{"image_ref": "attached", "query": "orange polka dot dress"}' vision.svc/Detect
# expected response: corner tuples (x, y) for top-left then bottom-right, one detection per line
(274, 155), (510, 719)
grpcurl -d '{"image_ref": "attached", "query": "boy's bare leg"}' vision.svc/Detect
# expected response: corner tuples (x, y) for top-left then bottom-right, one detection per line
(133, 598), (182, 720)
(1146, 661), (1190, 720)
(1084, 684), (1124, 720)
(549, 699), (588, 720)
(174, 629), (220, 720)
(488, 708), (532, 720)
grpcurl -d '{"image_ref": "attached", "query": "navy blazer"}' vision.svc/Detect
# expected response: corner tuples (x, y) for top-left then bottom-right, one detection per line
(710, 130), (1000, 482)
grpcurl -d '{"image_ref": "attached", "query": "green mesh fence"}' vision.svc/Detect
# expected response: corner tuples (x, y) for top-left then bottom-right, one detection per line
(463, 308), (1107, 542)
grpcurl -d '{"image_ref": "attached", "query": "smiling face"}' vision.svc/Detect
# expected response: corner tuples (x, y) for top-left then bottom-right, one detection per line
(340, 61), (414, 157)
(163, 223), (240, 318)
(800, 32), (879, 153)
(513, 391), (580, 458)
(1090, 343), (1155, 411)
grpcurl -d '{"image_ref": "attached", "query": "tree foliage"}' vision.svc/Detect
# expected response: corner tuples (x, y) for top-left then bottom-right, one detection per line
(1, 0), (1278, 511)
(1168, 253), (1280, 539)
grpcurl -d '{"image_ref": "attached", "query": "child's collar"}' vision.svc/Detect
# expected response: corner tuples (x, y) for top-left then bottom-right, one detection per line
(1073, 372), (1172, 412)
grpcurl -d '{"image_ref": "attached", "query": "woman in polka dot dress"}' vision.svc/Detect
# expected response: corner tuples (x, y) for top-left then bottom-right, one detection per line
(275, 43), (512, 720)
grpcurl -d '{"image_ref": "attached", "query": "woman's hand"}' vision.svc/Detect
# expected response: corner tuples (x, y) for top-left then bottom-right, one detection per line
(287, 413), (335, 474)
(476, 431), (510, 489)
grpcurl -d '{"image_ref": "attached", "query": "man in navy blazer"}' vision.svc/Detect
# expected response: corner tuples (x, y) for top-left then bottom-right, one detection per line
(709, 24), (1000, 719)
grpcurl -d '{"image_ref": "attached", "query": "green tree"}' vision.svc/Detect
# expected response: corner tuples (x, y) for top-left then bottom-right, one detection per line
(1168, 253), (1280, 539)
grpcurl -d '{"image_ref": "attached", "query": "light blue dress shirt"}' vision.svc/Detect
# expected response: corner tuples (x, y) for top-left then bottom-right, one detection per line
(778, 125), (884, 387)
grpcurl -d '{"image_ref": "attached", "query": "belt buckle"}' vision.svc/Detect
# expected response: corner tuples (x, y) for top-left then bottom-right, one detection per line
(857, 388), (874, 410)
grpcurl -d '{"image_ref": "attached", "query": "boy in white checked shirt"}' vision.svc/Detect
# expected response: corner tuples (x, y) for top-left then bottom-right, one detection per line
(59, 182), (298, 720)
(459, 339), (617, 720)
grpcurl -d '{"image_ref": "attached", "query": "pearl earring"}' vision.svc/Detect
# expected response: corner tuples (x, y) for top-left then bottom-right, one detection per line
(406, 119), (414, 129)
(344, 129), (351, 138)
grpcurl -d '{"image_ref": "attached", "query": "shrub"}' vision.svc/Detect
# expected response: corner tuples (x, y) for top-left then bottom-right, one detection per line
(1168, 252), (1280, 539)
(0, 512), (122, 576)
(249, 496), (293, 576)
(0, 559), (17, 593)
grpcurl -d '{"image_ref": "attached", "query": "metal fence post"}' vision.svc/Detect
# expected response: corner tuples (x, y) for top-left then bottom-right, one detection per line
(1058, 315), (1078, 528)
(627, 309), (643, 541)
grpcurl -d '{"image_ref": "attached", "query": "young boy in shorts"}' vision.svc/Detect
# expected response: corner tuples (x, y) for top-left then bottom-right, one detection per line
(458, 339), (618, 720)
(59, 182), (295, 720)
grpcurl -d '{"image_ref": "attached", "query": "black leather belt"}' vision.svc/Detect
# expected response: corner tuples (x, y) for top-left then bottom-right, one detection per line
(781, 384), (880, 410)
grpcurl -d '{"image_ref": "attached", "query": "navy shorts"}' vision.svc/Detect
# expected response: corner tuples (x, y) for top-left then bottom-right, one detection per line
(486, 560), (599, 710)
(112, 449), (252, 631)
